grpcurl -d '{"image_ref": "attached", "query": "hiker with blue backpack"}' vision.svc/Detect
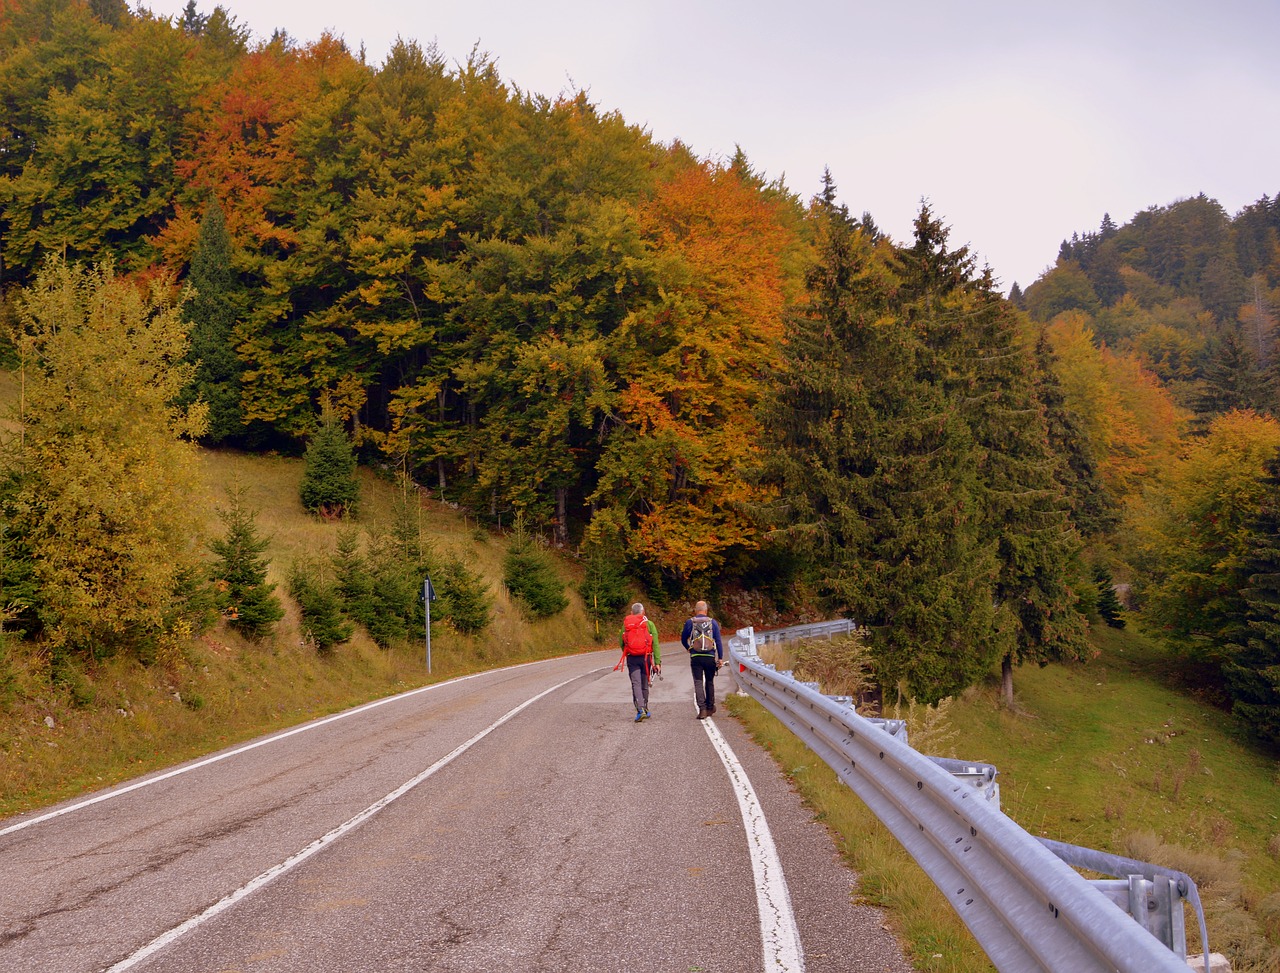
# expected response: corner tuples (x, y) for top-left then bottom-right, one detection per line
(618, 602), (660, 722)
(681, 600), (724, 720)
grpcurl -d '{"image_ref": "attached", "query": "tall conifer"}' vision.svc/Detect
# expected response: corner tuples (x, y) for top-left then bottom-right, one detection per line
(1223, 450), (1280, 743)
(768, 187), (997, 703)
(182, 198), (245, 444)
(946, 268), (1090, 704)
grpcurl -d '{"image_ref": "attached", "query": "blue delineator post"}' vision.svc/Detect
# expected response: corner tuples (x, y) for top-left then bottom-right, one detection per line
(421, 578), (436, 673)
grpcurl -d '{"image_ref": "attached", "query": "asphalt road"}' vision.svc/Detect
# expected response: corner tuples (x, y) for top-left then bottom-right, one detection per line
(0, 647), (914, 973)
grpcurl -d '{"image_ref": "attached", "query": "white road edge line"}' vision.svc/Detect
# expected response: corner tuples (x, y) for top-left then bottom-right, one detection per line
(703, 715), (806, 973)
(100, 676), (578, 973)
(1, 656), (579, 839)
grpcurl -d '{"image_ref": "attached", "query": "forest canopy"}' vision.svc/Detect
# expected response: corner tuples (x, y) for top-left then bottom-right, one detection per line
(2, 0), (1279, 738)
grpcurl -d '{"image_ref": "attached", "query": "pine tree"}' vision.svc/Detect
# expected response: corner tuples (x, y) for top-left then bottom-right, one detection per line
(1191, 328), (1266, 430)
(579, 541), (629, 632)
(182, 198), (245, 444)
(435, 553), (493, 635)
(330, 527), (384, 640)
(1222, 450), (1280, 743)
(943, 267), (1090, 705)
(208, 484), (284, 640)
(299, 406), (359, 519)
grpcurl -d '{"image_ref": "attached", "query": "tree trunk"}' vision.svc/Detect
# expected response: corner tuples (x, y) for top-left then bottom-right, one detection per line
(1001, 654), (1014, 708)
(555, 488), (568, 547)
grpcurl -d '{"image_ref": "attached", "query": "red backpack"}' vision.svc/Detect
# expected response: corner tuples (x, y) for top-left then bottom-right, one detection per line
(623, 614), (652, 655)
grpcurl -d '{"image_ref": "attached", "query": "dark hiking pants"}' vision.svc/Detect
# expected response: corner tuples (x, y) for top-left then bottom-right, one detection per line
(691, 655), (717, 711)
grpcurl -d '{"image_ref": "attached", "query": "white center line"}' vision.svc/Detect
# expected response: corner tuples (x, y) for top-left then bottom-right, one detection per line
(101, 676), (577, 973)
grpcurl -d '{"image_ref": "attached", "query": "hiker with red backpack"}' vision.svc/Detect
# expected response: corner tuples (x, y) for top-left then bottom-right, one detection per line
(681, 600), (724, 720)
(617, 602), (660, 722)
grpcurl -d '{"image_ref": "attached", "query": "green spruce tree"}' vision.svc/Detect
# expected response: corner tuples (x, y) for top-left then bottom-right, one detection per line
(1222, 450), (1280, 744)
(768, 189), (1000, 703)
(940, 263), (1090, 707)
(1191, 328), (1266, 431)
(208, 484), (284, 641)
(1094, 567), (1126, 628)
(181, 198), (245, 445)
(503, 524), (568, 620)
(299, 405), (359, 519)
(289, 560), (353, 653)
(579, 533), (629, 635)
(436, 553), (493, 635)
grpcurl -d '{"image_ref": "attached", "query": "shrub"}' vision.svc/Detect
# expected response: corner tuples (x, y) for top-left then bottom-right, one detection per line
(792, 633), (875, 703)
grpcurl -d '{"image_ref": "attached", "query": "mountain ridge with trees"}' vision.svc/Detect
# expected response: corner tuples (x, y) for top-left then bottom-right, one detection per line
(0, 0), (1278, 747)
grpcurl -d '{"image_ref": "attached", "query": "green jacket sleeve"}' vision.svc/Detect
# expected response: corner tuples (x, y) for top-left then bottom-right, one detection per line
(648, 619), (660, 665)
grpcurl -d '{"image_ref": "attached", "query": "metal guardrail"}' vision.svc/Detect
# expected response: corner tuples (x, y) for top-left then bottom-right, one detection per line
(729, 623), (1213, 973)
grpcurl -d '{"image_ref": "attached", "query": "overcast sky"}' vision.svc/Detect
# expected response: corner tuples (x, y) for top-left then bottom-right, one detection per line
(141, 0), (1280, 292)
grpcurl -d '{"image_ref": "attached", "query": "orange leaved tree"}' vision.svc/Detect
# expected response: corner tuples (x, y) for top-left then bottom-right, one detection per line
(592, 159), (802, 588)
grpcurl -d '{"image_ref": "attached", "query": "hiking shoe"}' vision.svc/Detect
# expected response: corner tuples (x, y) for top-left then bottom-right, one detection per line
(697, 708), (709, 720)
(708, 703), (716, 715)
(642, 710), (651, 720)
(634, 711), (644, 722)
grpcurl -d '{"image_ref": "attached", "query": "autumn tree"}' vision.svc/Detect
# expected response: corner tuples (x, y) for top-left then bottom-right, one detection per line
(0, 13), (221, 281)
(1044, 312), (1185, 510)
(591, 159), (799, 588)
(1135, 410), (1280, 664)
(1034, 329), (1118, 538)
(5, 257), (208, 656)
(155, 35), (370, 439)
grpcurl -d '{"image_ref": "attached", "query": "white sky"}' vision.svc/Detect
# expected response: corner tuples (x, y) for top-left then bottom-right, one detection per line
(140, 0), (1280, 291)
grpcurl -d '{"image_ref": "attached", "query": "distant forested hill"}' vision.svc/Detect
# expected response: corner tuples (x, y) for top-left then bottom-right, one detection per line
(1019, 193), (1280, 419)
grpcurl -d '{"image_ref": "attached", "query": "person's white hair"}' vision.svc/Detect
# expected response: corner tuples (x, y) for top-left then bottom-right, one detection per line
(631, 602), (645, 615)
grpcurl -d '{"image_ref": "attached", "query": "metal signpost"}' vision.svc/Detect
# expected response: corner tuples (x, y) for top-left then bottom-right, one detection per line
(421, 577), (436, 673)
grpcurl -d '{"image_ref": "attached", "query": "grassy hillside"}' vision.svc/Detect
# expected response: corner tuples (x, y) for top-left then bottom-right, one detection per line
(0, 445), (602, 818)
(734, 627), (1280, 972)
